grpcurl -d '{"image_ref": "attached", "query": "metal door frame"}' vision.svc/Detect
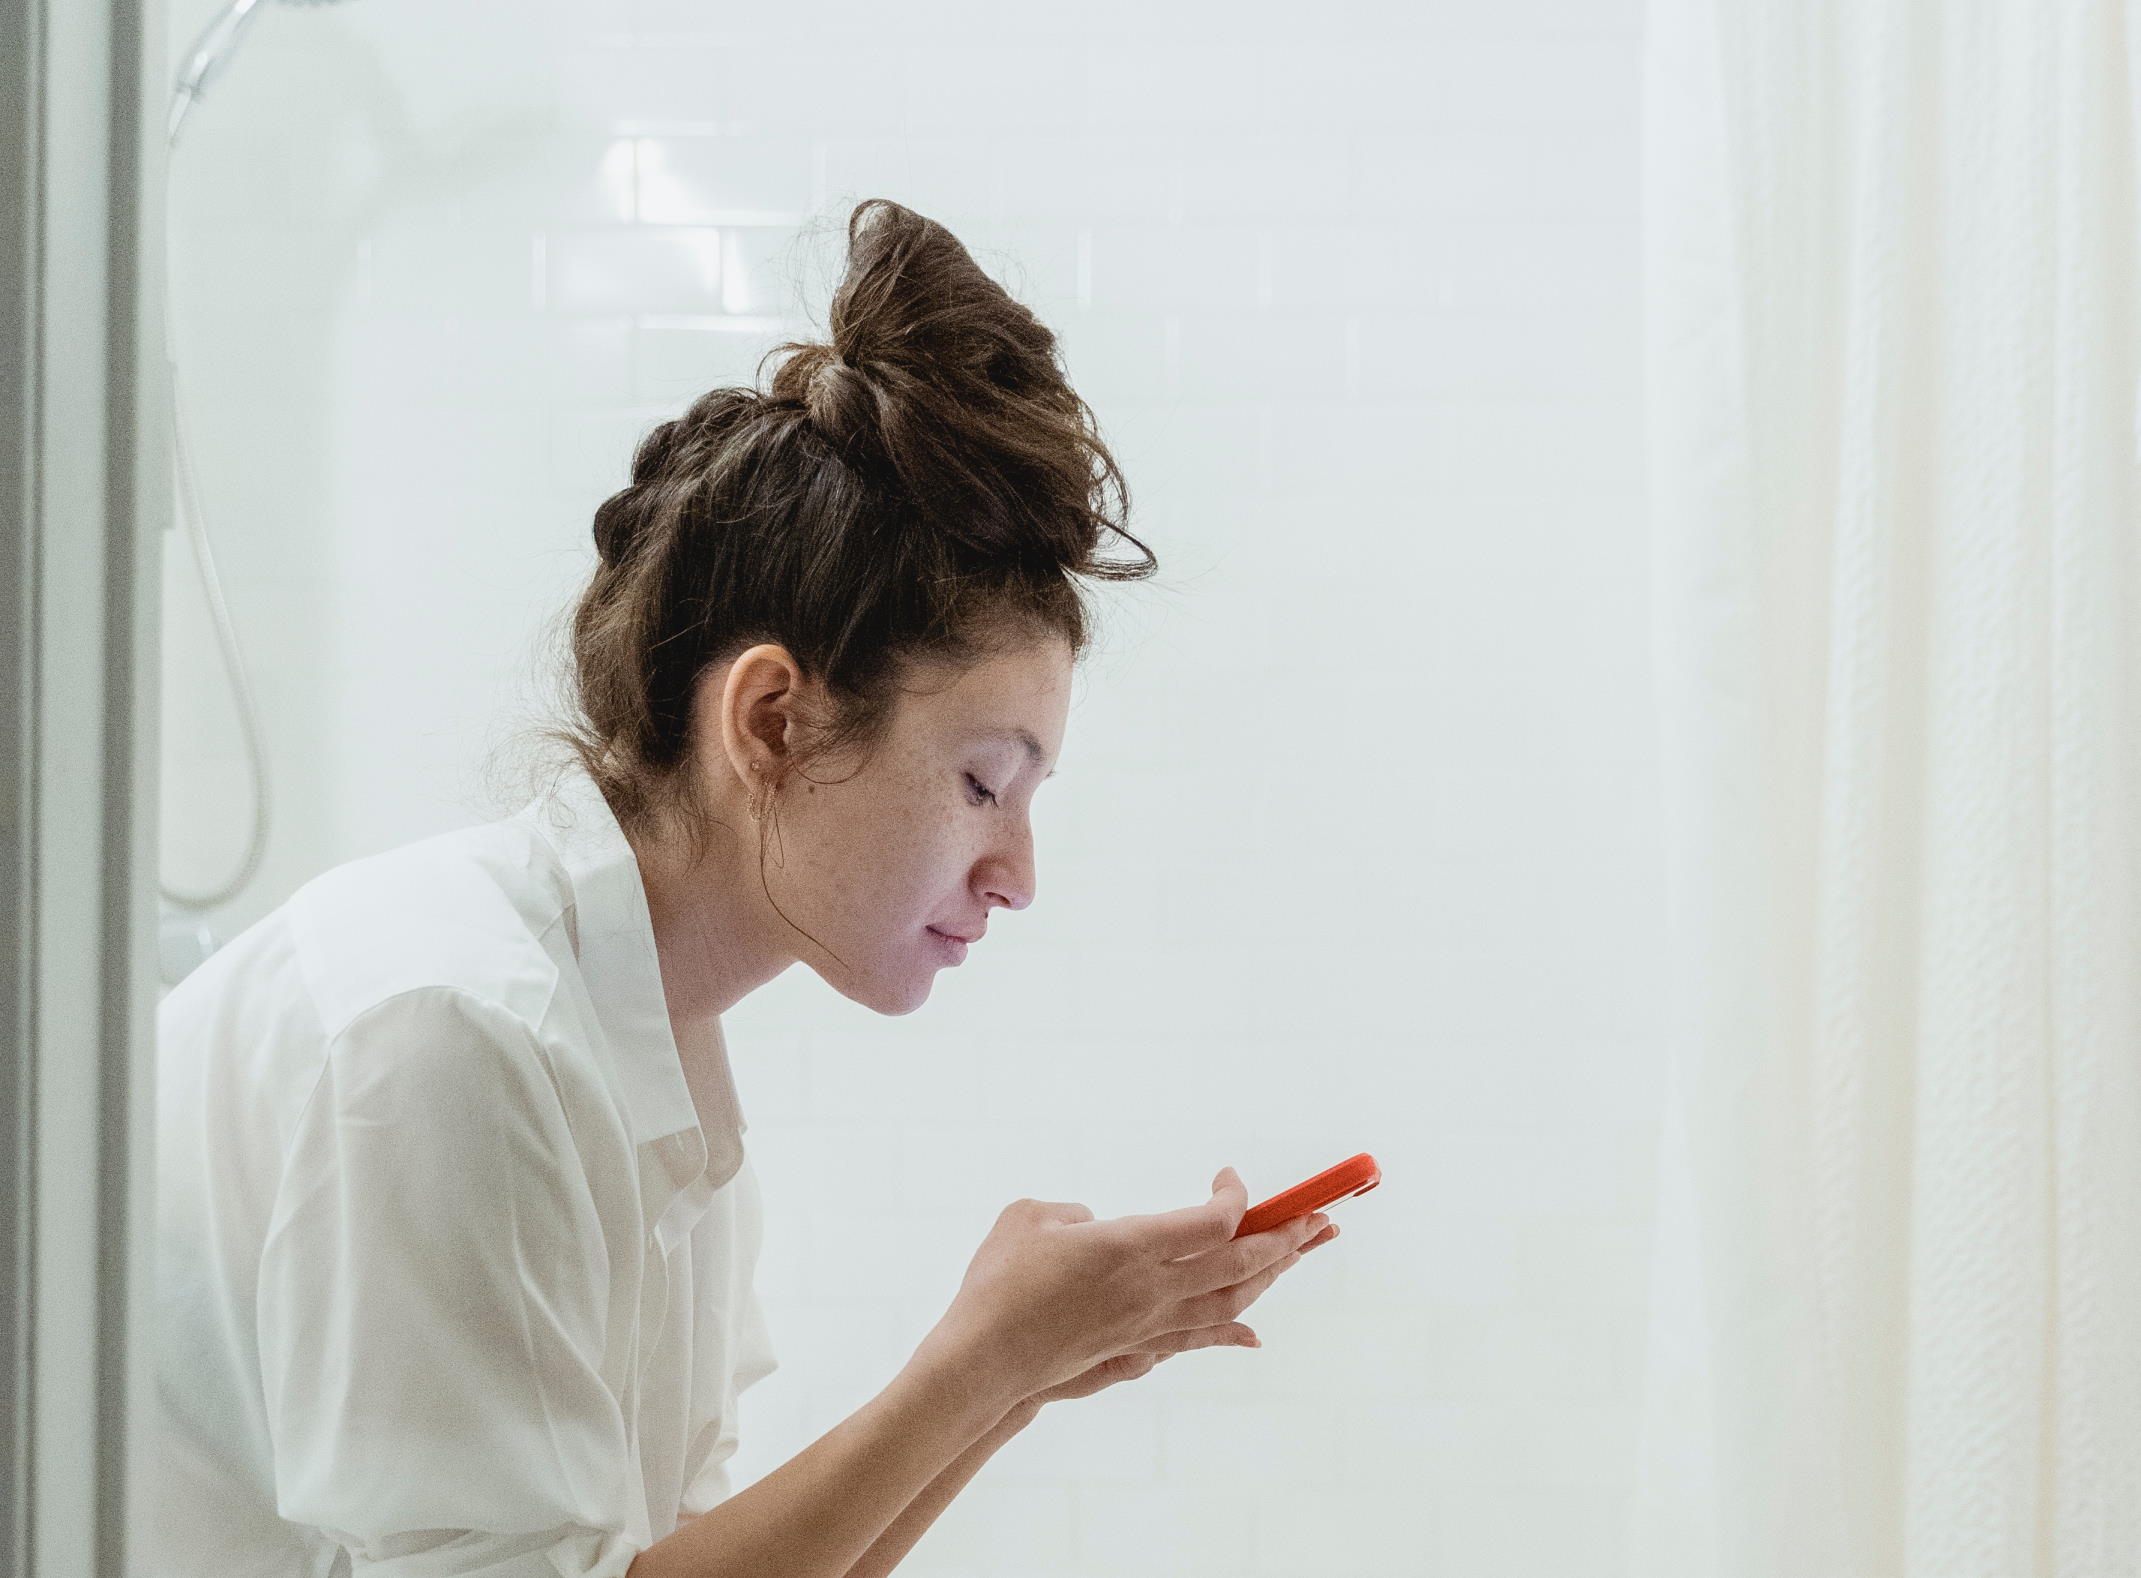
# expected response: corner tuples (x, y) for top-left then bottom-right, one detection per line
(1, 0), (166, 1572)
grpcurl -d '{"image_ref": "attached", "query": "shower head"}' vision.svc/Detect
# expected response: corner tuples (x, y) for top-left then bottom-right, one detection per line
(167, 0), (356, 148)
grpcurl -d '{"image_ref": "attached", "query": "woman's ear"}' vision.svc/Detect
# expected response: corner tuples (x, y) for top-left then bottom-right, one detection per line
(707, 644), (804, 788)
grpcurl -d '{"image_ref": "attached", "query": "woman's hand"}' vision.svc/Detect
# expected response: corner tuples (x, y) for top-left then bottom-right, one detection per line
(907, 1166), (1342, 1424)
(1015, 1216), (1340, 1411)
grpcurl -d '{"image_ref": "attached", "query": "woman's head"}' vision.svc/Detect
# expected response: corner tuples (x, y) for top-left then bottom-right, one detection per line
(537, 199), (1156, 1014)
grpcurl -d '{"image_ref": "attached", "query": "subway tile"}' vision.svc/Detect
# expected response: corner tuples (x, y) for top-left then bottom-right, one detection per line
(1263, 402), (1449, 495)
(333, 402), (551, 506)
(332, 314), (623, 451)
(1283, 39), (1641, 127)
(633, 316), (808, 403)
(991, 1391), (1163, 1483)
(1357, 308), (1640, 399)
(545, 408), (663, 499)
(630, 0), (794, 32)
(545, 317), (638, 406)
(1174, 138), (1357, 222)
(635, 135), (816, 223)
(1085, 225), (1264, 310)
(1513, 1208), (1657, 1310)
(758, 1297), (915, 1399)
(1406, 1016), (1669, 1134)
(1358, 122), (1639, 219)
(989, 0), (1352, 39)
(544, 226), (725, 313)
(806, 1028), (994, 1125)
(1428, 1395), (1647, 1490)
(1085, 45), (1273, 128)
(720, 227), (811, 315)
(1430, 38), (1643, 122)
(1345, 0), (1644, 34)
(1439, 218), (1641, 308)
(1051, 308), (1173, 409)
(892, 45), (1093, 133)
(1353, 1204), (1523, 1305)
(1426, 395), (1645, 488)
(359, 223), (542, 315)
(339, 313), (559, 409)
(804, 1210), (965, 1301)
(1266, 223), (1446, 309)
(1253, 1486), (1430, 1575)
(880, 1025), (1034, 1121)
(1434, 1479), (1627, 1577)
(1096, 400), (1276, 491)
(908, 1481), (1077, 1575)
(748, 1214), (817, 1306)
(1172, 312), (1349, 404)
(1421, 1300), (1634, 1403)
(964, 220), (1084, 308)
(1335, 1397), (1484, 1485)
(981, 1024), (1214, 1129)
(390, 134), (636, 229)
(557, 41), (732, 133)
(1074, 1483), (1259, 1575)
(1160, 1396), (1346, 1488)
(717, 47), (945, 135)
(752, 1119), (911, 1213)
(898, 1120), (1083, 1214)
(1402, 494), (1642, 608)
(728, 1030), (813, 1126)
(1233, 1300), (1436, 1401)
(818, 138), (998, 228)
(990, 136), (1182, 222)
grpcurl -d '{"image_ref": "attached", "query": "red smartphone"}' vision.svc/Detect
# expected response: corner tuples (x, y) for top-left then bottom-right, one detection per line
(1232, 1153), (1381, 1239)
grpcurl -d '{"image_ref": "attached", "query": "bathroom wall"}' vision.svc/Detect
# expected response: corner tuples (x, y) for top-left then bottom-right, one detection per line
(162, 1), (1660, 1572)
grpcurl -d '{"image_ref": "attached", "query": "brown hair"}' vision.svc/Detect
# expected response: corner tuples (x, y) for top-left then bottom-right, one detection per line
(529, 199), (1156, 876)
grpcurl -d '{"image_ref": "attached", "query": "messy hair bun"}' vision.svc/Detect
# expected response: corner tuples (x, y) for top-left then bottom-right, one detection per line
(542, 199), (1155, 864)
(766, 205), (1125, 571)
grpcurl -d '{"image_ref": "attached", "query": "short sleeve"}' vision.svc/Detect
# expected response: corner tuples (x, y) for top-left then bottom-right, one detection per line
(257, 986), (642, 1578)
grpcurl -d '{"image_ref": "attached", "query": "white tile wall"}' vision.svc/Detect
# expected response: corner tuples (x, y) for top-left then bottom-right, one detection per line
(161, 0), (1662, 1572)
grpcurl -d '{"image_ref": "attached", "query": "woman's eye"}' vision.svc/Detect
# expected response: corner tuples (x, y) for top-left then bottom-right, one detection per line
(964, 773), (998, 806)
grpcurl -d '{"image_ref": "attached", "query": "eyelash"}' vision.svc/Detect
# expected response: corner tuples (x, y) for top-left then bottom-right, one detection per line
(964, 773), (998, 807)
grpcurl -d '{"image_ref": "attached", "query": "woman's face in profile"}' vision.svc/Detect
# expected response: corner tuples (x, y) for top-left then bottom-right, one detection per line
(760, 636), (1073, 1016)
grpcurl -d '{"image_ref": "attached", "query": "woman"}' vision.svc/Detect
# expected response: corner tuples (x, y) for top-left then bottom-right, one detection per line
(153, 200), (1338, 1578)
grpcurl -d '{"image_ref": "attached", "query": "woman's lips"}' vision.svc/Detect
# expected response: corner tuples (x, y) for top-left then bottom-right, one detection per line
(925, 926), (970, 964)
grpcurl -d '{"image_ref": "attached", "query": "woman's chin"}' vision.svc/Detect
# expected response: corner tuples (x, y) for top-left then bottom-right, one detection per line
(823, 961), (936, 1017)
(876, 978), (935, 1016)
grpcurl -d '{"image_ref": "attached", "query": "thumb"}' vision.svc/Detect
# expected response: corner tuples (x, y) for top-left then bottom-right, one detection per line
(1212, 1165), (1238, 1194)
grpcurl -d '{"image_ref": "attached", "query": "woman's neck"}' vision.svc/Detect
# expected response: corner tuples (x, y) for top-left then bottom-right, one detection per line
(628, 820), (796, 1029)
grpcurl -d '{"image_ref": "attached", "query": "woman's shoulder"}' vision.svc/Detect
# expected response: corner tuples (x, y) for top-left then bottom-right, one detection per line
(280, 813), (576, 1052)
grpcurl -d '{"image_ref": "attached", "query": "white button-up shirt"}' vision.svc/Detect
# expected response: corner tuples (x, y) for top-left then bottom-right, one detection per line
(153, 759), (779, 1577)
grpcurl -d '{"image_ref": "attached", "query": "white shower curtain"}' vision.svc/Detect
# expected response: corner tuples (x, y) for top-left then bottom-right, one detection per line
(1636, 1), (2141, 1574)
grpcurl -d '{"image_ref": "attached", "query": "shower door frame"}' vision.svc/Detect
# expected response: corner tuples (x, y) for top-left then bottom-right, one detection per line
(1, 0), (166, 1574)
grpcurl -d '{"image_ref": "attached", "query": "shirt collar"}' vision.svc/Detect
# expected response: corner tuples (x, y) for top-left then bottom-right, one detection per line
(507, 756), (745, 1195)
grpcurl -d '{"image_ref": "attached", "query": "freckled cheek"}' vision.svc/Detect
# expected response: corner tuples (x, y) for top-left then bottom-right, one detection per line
(853, 835), (959, 915)
(811, 791), (971, 918)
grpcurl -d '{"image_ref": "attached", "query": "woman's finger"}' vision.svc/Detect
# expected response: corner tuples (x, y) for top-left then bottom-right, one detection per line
(1159, 1212), (1329, 1302)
